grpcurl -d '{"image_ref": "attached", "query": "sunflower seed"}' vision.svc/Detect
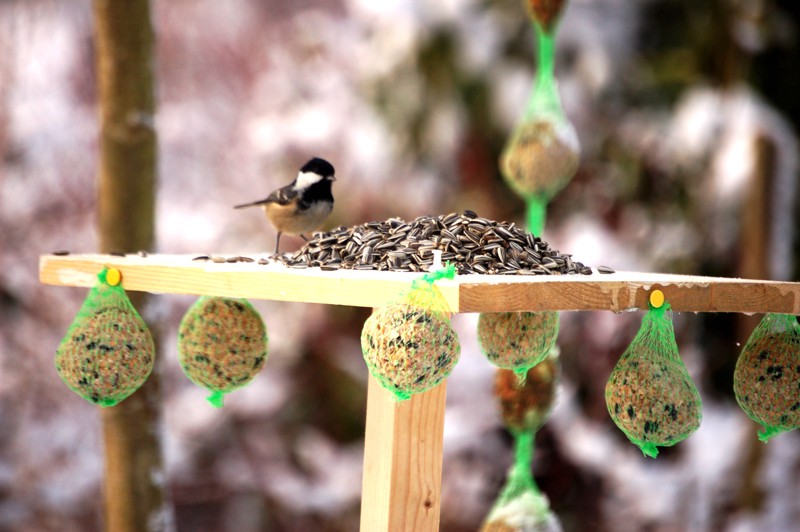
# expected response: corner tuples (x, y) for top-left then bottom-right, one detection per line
(270, 212), (593, 275)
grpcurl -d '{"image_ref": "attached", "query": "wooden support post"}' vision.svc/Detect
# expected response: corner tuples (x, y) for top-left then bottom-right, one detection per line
(92, 0), (166, 530)
(360, 375), (447, 531)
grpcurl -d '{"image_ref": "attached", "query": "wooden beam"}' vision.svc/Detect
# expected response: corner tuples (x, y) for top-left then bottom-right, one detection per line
(360, 375), (447, 531)
(40, 254), (800, 315)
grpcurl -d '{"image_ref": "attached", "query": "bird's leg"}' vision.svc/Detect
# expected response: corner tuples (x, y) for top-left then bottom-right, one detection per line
(274, 232), (282, 256)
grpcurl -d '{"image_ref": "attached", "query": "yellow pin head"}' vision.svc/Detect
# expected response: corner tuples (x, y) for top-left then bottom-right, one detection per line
(106, 267), (122, 287)
(649, 289), (665, 309)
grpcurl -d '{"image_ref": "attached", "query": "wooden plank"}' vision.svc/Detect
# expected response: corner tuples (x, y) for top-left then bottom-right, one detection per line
(38, 254), (459, 311)
(457, 271), (800, 314)
(360, 375), (446, 531)
(39, 254), (800, 314)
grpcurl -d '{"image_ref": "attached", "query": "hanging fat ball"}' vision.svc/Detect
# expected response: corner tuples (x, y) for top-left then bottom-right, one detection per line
(605, 302), (702, 458)
(361, 302), (460, 402)
(55, 268), (154, 407)
(360, 266), (460, 401)
(479, 311), (559, 380)
(178, 296), (268, 407)
(494, 354), (559, 434)
(734, 313), (800, 441)
(501, 118), (580, 203)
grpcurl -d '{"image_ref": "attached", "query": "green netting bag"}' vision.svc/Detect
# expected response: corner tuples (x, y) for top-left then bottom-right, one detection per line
(480, 431), (562, 532)
(734, 313), (800, 441)
(178, 296), (269, 408)
(55, 267), (155, 407)
(479, 312), (559, 382)
(360, 266), (460, 401)
(605, 300), (702, 458)
(500, 0), (578, 236)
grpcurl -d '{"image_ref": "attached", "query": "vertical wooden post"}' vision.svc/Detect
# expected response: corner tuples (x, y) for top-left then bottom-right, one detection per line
(360, 375), (447, 531)
(93, 1), (168, 531)
(734, 134), (777, 511)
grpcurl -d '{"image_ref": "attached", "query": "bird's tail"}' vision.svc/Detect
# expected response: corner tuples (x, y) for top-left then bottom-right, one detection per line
(233, 200), (266, 209)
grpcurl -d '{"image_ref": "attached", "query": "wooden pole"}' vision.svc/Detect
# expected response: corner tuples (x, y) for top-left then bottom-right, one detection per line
(93, 1), (168, 530)
(734, 134), (777, 512)
(360, 375), (447, 531)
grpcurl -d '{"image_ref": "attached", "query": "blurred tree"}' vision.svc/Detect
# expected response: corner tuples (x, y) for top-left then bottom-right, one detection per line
(93, 0), (169, 531)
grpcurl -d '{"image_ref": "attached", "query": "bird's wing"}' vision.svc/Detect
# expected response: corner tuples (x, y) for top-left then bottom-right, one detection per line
(233, 184), (298, 209)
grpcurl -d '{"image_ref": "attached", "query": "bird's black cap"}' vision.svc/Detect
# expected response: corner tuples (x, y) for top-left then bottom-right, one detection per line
(301, 157), (335, 177)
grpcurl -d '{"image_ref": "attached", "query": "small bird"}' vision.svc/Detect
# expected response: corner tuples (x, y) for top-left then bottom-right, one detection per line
(235, 157), (336, 255)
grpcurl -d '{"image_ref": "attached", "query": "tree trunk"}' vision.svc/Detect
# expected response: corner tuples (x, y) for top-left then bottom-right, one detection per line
(93, 1), (169, 530)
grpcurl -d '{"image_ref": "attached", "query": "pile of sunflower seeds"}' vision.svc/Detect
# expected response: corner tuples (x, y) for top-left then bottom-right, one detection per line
(275, 211), (596, 275)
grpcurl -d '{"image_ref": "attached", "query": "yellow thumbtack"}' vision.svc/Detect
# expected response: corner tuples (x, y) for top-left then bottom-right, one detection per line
(106, 267), (122, 287)
(649, 289), (665, 309)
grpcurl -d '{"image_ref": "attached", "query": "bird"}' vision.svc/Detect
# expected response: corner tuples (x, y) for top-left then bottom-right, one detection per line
(234, 157), (336, 255)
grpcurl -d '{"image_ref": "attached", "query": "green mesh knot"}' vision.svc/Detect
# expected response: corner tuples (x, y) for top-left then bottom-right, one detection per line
(734, 313), (800, 442)
(413, 263), (456, 287)
(207, 390), (226, 409)
(361, 269), (460, 402)
(605, 302), (702, 458)
(54, 268), (155, 407)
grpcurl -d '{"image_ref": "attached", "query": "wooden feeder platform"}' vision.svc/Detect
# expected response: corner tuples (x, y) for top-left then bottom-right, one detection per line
(39, 253), (800, 531)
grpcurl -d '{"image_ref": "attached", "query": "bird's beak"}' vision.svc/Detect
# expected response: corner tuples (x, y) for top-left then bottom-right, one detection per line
(329, 175), (337, 181)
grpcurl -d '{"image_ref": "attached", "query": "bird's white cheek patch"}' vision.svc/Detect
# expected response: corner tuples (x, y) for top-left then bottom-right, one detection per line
(293, 171), (323, 190)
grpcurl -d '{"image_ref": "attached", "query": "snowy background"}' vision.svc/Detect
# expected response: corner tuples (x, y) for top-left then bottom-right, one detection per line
(1, 0), (799, 530)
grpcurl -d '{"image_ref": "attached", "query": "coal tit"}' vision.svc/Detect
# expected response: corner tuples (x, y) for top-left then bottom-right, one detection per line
(235, 157), (336, 254)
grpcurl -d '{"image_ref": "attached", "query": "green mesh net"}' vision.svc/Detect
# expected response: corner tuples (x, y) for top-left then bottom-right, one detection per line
(734, 313), (800, 442)
(178, 296), (269, 408)
(605, 302), (702, 458)
(481, 431), (562, 532)
(360, 265), (460, 401)
(55, 268), (155, 407)
(479, 312), (559, 381)
(500, 2), (579, 237)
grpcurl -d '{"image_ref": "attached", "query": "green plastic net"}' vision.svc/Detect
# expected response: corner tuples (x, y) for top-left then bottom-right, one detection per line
(500, 0), (578, 236)
(479, 312), (559, 381)
(481, 431), (562, 532)
(360, 265), (460, 401)
(733, 313), (800, 441)
(55, 268), (155, 407)
(605, 302), (702, 458)
(178, 296), (269, 408)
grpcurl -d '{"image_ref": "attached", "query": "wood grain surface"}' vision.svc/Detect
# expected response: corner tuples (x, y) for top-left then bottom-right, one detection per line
(40, 254), (800, 314)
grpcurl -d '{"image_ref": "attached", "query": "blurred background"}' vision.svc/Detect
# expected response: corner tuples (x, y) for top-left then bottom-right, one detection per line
(1, 0), (799, 530)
